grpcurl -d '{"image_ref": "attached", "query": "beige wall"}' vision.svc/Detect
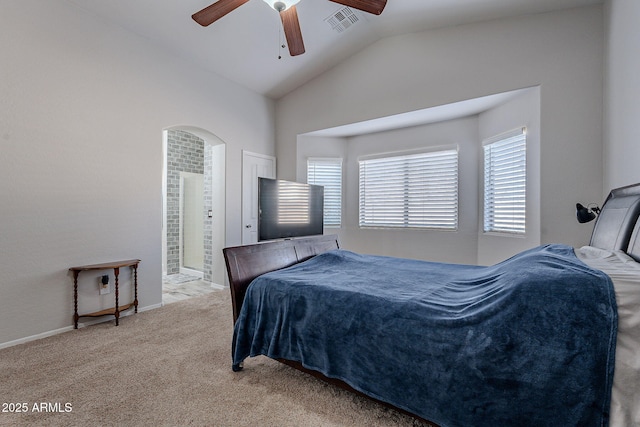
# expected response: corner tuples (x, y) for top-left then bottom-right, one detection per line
(276, 6), (604, 260)
(0, 1), (275, 347)
(604, 0), (640, 192)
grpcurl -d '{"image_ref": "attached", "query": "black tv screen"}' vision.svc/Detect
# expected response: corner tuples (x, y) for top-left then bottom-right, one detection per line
(258, 178), (324, 241)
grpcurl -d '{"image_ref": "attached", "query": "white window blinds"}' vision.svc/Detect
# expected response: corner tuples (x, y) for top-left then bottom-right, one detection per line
(358, 148), (458, 230)
(307, 158), (342, 227)
(483, 128), (527, 234)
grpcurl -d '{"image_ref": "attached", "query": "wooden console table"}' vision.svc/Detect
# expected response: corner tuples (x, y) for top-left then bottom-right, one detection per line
(69, 259), (140, 329)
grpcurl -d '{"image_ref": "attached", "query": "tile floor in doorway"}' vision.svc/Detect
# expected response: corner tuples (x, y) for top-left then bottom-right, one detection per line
(162, 273), (224, 304)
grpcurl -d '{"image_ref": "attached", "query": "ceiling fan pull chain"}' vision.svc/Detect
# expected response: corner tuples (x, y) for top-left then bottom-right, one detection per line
(278, 20), (284, 59)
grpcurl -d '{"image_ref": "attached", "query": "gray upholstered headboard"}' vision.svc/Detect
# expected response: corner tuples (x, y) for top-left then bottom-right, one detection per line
(626, 220), (640, 262)
(590, 183), (640, 252)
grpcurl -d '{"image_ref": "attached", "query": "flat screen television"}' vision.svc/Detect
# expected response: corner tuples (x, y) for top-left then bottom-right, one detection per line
(258, 178), (324, 241)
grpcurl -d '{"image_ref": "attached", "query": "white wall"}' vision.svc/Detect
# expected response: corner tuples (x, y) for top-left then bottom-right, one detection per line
(297, 136), (348, 183)
(477, 88), (541, 265)
(0, 1), (274, 346)
(604, 0), (640, 192)
(210, 143), (227, 286)
(299, 118), (479, 263)
(296, 89), (539, 265)
(276, 6), (604, 257)
(347, 118), (480, 263)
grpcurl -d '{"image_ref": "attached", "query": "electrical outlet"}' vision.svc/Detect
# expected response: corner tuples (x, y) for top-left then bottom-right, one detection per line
(99, 275), (110, 295)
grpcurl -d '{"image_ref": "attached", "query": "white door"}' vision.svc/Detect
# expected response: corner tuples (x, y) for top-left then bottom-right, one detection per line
(180, 172), (204, 273)
(242, 151), (276, 244)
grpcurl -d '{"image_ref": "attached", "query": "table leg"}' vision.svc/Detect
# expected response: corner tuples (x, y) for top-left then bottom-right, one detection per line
(114, 267), (120, 326)
(73, 271), (79, 329)
(133, 264), (138, 313)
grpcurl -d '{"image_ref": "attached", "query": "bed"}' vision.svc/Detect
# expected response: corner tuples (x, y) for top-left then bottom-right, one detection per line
(223, 183), (640, 427)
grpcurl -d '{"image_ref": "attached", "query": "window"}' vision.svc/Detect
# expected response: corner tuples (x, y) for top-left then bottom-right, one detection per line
(307, 158), (343, 227)
(483, 128), (527, 234)
(358, 148), (458, 230)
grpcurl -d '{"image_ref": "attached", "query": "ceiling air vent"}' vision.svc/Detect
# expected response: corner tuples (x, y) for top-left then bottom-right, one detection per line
(324, 7), (360, 34)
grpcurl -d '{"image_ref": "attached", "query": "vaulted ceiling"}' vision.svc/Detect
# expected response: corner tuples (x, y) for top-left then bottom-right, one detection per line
(64, 0), (602, 99)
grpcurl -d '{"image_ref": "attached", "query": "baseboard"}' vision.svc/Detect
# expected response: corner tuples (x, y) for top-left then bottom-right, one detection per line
(138, 302), (164, 312)
(0, 303), (164, 350)
(0, 326), (76, 350)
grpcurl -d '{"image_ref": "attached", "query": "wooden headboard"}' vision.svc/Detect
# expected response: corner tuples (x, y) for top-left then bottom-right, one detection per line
(222, 234), (340, 323)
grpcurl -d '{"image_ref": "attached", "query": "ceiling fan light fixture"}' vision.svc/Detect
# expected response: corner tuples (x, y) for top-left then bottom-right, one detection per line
(263, 0), (300, 12)
(193, 0), (387, 57)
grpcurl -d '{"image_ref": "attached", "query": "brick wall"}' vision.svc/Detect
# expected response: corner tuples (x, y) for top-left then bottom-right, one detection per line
(166, 130), (205, 276)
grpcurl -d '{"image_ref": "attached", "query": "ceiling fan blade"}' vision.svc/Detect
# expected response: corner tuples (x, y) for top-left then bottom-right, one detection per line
(280, 6), (305, 56)
(328, 0), (387, 15)
(192, 0), (250, 26)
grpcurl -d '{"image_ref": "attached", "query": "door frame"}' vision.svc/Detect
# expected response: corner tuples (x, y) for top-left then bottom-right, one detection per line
(242, 150), (276, 245)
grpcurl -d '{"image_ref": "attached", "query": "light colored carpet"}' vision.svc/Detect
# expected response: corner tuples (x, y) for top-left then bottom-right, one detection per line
(0, 290), (432, 427)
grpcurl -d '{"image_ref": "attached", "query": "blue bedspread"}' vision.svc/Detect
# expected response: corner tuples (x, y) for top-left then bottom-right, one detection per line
(232, 245), (617, 426)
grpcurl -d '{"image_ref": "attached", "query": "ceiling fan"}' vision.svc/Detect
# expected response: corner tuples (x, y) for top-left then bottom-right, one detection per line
(192, 0), (387, 57)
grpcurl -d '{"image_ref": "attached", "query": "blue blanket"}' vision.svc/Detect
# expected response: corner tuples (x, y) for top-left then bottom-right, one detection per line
(232, 245), (617, 426)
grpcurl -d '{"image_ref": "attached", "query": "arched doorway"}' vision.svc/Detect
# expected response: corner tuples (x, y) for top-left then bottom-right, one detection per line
(161, 126), (226, 303)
